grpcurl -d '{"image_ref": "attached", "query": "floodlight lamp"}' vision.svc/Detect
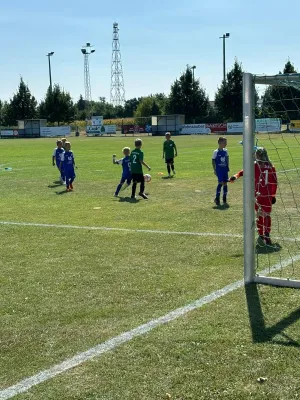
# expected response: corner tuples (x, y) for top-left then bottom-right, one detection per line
(226, 33), (230, 37)
(81, 49), (86, 54)
(91, 50), (95, 53)
(192, 65), (196, 69)
(86, 42), (91, 47)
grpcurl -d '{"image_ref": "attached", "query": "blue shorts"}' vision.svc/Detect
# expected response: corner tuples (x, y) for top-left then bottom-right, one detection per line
(217, 169), (228, 183)
(120, 175), (132, 184)
(65, 168), (76, 179)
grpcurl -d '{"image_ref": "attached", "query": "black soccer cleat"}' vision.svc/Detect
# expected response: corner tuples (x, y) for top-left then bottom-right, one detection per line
(139, 192), (148, 200)
(223, 196), (227, 204)
(214, 197), (220, 206)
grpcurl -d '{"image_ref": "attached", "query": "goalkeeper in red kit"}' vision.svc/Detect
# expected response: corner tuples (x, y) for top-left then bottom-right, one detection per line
(230, 147), (277, 246)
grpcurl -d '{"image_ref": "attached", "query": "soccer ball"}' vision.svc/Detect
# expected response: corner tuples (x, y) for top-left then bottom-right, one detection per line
(144, 174), (151, 183)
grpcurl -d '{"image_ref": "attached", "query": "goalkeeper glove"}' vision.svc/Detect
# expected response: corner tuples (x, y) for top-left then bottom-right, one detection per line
(272, 197), (276, 205)
(229, 176), (237, 182)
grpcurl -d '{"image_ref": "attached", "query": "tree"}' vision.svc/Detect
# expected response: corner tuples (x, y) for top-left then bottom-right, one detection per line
(77, 94), (86, 111)
(261, 61), (300, 121)
(134, 96), (163, 118)
(123, 98), (140, 117)
(167, 66), (210, 122)
(39, 84), (75, 125)
(214, 59), (244, 122)
(5, 77), (37, 125)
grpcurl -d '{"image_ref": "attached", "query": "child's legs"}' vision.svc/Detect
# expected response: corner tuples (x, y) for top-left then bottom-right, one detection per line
(131, 174), (138, 197)
(139, 174), (145, 194)
(255, 203), (264, 236)
(216, 182), (222, 198)
(115, 177), (126, 195)
(223, 182), (228, 197)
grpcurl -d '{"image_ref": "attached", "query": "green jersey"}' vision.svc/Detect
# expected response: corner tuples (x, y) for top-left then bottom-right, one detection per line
(130, 148), (144, 174)
(163, 140), (177, 159)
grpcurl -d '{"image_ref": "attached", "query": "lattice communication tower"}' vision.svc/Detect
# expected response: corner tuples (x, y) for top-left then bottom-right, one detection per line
(110, 23), (125, 106)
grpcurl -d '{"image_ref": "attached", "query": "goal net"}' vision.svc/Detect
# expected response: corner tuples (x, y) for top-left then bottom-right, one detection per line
(243, 72), (300, 288)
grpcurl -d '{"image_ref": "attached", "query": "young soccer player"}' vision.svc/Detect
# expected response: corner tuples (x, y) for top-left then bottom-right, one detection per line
(230, 147), (277, 245)
(62, 138), (67, 150)
(60, 141), (76, 192)
(52, 139), (65, 184)
(163, 132), (177, 177)
(113, 147), (132, 197)
(212, 137), (229, 205)
(129, 138), (151, 199)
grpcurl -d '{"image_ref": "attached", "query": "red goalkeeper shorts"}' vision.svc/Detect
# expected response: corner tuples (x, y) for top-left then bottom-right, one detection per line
(255, 196), (272, 214)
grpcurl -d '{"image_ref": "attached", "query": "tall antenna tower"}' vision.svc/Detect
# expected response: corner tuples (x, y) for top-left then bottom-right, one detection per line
(110, 23), (126, 106)
(81, 43), (95, 103)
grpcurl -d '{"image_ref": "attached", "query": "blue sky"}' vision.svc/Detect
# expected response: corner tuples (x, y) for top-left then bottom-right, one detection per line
(0, 0), (299, 103)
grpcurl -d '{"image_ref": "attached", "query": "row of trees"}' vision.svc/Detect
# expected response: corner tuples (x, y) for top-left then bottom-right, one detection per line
(0, 60), (299, 127)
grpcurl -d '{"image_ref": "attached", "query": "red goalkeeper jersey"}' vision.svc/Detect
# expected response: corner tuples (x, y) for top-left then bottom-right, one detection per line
(234, 162), (277, 197)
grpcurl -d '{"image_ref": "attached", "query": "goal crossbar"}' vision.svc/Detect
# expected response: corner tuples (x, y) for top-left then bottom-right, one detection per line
(255, 73), (300, 87)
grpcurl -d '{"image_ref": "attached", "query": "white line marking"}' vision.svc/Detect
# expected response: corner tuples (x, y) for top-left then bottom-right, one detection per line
(0, 221), (242, 239)
(278, 168), (300, 173)
(1, 254), (300, 400)
(0, 221), (299, 243)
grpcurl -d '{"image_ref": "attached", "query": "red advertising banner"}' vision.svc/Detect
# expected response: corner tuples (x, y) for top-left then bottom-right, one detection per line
(123, 125), (146, 134)
(205, 123), (227, 133)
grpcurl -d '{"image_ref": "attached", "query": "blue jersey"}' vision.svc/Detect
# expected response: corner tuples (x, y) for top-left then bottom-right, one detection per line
(61, 151), (75, 171)
(116, 156), (131, 177)
(53, 147), (64, 166)
(212, 149), (229, 171)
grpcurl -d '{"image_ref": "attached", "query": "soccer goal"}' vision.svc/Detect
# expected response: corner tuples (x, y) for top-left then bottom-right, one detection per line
(243, 72), (300, 288)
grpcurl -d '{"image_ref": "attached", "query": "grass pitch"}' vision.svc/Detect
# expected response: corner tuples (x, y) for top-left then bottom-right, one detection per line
(1, 135), (300, 400)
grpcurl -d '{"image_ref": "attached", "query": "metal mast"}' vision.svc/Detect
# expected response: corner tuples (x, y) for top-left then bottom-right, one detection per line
(110, 23), (125, 106)
(81, 43), (95, 103)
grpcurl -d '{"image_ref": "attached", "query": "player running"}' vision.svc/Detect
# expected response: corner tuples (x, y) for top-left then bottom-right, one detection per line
(163, 132), (177, 177)
(212, 137), (229, 205)
(60, 141), (76, 192)
(230, 147), (277, 246)
(113, 147), (132, 197)
(52, 139), (65, 184)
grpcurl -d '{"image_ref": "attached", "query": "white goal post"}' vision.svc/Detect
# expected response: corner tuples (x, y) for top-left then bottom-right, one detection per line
(243, 72), (300, 288)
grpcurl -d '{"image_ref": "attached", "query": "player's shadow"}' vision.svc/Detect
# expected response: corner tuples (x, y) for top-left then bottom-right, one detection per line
(213, 203), (230, 210)
(162, 176), (174, 180)
(245, 283), (300, 347)
(256, 243), (282, 254)
(118, 197), (140, 203)
(55, 189), (69, 195)
(48, 182), (62, 188)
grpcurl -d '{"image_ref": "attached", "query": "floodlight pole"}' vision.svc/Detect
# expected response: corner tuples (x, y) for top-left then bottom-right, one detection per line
(219, 33), (230, 81)
(192, 65), (196, 124)
(47, 52), (54, 91)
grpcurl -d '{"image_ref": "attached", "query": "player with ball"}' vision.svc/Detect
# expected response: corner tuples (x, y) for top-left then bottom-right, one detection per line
(130, 138), (151, 200)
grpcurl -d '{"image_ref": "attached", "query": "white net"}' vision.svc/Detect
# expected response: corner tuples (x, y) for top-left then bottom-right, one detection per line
(254, 73), (300, 282)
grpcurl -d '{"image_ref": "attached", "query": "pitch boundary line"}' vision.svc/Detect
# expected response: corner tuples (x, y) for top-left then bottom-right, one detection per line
(0, 221), (242, 239)
(1, 254), (300, 400)
(0, 221), (299, 243)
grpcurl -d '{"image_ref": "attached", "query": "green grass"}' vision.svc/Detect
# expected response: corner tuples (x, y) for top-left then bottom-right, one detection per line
(1, 135), (300, 399)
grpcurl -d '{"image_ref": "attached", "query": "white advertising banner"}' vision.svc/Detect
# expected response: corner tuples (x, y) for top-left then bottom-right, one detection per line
(91, 116), (103, 126)
(0, 130), (18, 137)
(227, 122), (243, 133)
(40, 126), (71, 137)
(86, 125), (116, 136)
(255, 118), (281, 132)
(179, 124), (210, 135)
